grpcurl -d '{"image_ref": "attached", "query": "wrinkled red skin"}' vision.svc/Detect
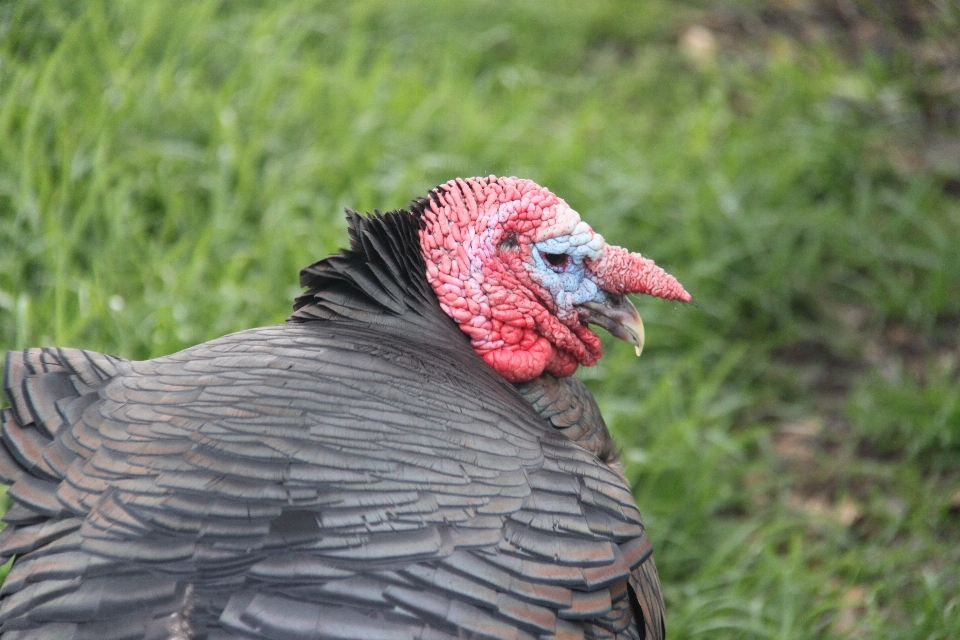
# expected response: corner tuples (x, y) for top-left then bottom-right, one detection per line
(418, 176), (690, 383)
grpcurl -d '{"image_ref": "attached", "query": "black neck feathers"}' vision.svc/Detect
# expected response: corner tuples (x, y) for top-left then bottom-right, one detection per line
(288, 208), (452, 333)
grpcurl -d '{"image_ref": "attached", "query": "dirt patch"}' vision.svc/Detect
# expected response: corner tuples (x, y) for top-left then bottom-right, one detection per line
(680, 0), (960, 195)
(766, 307), (959, 536)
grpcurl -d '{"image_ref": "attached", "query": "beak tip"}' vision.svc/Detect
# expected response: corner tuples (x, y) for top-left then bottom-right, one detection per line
(634, 344), (643, 357)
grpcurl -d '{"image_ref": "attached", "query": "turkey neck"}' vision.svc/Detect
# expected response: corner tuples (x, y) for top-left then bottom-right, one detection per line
(513, 373), (624, 479)
(288, 208), (616, 467)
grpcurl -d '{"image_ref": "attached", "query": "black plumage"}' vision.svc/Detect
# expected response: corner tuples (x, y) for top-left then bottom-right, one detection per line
(0, 208), (664, 639)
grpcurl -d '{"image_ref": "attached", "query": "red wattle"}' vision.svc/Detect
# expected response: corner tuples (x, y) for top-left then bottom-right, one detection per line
(481, 334), (552, 383)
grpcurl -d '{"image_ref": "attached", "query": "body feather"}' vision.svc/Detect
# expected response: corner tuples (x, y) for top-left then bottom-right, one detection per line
(0, 209), (663, 640)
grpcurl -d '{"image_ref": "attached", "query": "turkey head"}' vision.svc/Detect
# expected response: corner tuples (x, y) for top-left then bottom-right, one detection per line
(414, 176), (691, 383)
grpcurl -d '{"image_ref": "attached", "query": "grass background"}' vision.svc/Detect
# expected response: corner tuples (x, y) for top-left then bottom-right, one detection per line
(2, 0), (959, 637)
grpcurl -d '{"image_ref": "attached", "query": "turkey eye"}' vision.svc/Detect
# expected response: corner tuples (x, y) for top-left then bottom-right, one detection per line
(543, 252), (569, 268)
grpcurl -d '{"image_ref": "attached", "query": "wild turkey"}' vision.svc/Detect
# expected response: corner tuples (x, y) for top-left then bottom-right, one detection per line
(0, 177), (689, 639)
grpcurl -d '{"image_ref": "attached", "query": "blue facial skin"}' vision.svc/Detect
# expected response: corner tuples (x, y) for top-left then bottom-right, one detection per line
(528, 235), (608, 320)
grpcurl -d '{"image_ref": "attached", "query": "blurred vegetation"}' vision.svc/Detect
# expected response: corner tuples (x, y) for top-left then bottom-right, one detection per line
(1, 0), (959, 637)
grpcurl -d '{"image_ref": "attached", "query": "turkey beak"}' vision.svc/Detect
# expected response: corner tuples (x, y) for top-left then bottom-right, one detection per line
(577, 295), (645, 357)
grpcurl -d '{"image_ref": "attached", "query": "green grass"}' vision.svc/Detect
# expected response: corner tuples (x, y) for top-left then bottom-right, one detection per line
(2, 1), (959, 637)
